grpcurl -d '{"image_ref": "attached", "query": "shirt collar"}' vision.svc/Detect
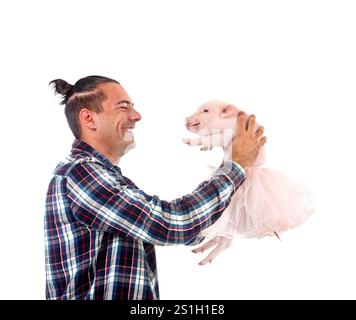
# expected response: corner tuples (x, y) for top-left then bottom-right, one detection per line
(70, 139), (122, 173)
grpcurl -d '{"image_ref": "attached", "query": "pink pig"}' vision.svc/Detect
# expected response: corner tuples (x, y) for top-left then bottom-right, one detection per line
(184, 100), (314, 265)
(184, 100), (242, 151)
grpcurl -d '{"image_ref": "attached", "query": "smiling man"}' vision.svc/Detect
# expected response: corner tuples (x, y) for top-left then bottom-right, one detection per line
(45, 75), (266, 300)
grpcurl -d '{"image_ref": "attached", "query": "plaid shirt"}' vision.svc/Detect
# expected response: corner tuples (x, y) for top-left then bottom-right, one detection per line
(44, 139), (246, 300)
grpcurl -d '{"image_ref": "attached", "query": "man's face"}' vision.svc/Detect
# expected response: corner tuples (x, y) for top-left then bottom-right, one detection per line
(93, 82), (141, 154)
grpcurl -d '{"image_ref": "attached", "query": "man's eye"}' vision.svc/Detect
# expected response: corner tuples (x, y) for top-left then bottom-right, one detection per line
(120, 106), (128, 110)
(203, 109), (209, 113)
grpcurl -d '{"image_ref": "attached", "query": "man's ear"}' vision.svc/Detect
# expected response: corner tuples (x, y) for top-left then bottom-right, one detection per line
(220, 104), (238, 119)
(79, 108), (97, 130)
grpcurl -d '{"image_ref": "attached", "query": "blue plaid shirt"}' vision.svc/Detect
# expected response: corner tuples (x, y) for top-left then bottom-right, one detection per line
(44, 139), (246, 300)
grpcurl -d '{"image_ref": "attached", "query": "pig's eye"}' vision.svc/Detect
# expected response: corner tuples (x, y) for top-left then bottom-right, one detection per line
(203, 109), (209, 113)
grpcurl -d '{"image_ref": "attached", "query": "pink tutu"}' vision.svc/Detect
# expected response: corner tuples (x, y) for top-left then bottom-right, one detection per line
(203, 148), (315, 239)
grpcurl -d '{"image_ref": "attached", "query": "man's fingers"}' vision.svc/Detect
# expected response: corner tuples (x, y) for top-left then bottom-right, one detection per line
(259, 136), (267, 147)
(246, 114), (256, 133)
(255, 126), (264, 139)
(236, 111), (246, 136)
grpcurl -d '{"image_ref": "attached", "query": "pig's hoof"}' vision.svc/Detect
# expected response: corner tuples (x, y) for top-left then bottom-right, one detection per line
(182, 138), (190, 145)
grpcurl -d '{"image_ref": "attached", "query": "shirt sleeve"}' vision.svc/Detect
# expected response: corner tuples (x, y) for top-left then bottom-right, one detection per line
(122, 175), (206, 247)
(66, 160), (245, 246)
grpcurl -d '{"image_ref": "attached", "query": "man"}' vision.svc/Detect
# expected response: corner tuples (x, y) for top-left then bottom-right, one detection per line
(45, 75), (266, 300)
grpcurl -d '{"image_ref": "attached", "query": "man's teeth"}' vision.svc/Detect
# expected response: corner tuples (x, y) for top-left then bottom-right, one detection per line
(123, 129), (135, 141)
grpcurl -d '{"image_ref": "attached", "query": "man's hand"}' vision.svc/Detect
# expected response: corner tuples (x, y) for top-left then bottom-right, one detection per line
(231, 112), (266, 169)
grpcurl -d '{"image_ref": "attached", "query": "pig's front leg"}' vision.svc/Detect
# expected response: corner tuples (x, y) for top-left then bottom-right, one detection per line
(183, 134), (217, 151)
(201, 132), (229, 151)
(182, 137), (202, 146)
(183, 137), (213, 151)
(192, 236), (233, 265)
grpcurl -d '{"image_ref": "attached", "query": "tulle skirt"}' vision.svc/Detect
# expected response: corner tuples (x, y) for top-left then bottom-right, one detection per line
(203, 166), (315, 239)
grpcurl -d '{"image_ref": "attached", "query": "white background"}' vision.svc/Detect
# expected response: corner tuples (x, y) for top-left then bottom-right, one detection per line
(0, 0), (355, 299)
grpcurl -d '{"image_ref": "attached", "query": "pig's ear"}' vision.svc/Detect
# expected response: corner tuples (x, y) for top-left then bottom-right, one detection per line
(220, 104), (238, 119)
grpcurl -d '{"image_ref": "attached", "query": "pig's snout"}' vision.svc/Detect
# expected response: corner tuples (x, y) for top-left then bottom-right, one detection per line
(185, 117), (200, 129)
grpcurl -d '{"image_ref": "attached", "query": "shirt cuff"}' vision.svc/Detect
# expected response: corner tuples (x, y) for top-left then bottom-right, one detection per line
(228, 160), (245, 175)
(213, 160), (246, 192)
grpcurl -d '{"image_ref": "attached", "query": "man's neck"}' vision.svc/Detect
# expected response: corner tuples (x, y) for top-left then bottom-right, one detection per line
(81, 138), (122, 166)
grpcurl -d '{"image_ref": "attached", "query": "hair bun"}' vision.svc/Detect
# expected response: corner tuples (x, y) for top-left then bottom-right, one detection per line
(49, 79), (73, 97)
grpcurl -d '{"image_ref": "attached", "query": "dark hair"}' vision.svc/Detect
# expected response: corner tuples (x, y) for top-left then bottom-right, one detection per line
(49, 75), (120, 139)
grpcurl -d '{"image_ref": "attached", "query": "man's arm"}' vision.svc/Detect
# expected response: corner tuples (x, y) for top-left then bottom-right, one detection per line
(66, 160), (245, 246)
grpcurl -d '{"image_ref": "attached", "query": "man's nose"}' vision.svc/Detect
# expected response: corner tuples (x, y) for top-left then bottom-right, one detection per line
(130, 108), (142, 122)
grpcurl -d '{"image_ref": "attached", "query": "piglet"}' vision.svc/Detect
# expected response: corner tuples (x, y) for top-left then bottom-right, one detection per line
(184, 100), (314, 265)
